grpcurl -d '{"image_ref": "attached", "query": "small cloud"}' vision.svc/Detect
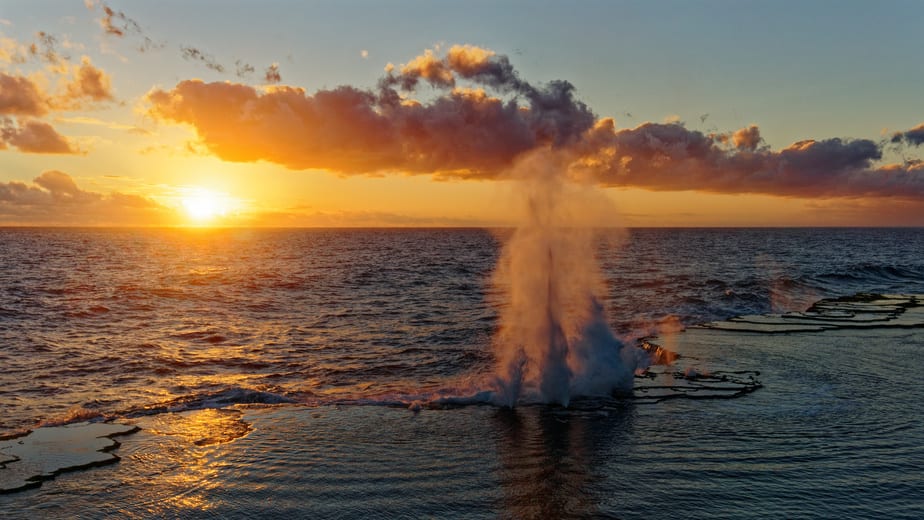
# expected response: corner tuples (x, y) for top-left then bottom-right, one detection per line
(235, 59), (254, 78)
(732, 125), (762, 151)
(264, 63), (280, 84)
(137, 144), (169, 155)
(59, 35), (86, 53)
(891, 123), (924, 147)
(137, 36), (164, 53)
(62, 56), (115, 104)
(0, 73), (49, 116)
(0, 18), (12, 26)
(1, 117), (81, 154)
(86, 1), (162, 52)
(180, 45), (225, 73)
(29, 31), (70, 66)
(0, 36), (29, 64)
(97, 1), (142, 38)
(360, 49), (369, 59)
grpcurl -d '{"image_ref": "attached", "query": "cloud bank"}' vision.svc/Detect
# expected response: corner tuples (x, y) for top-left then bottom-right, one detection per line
(576, 120), (924, 198)
(146, 45), (924, 200)
(0, 170), (174, 225)
(147, 45), (594, 177)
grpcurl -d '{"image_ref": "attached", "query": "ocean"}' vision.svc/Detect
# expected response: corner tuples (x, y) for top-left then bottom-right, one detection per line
(2, 227), (923, 518)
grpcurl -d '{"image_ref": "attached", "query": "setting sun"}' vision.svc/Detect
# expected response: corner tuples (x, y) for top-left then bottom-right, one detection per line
(182, 188), (232, 222)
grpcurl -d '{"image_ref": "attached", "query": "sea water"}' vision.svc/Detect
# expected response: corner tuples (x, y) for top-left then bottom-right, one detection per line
(1, 227), (923, 517)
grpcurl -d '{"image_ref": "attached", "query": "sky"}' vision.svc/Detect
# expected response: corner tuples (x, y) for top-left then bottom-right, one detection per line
(1, 0), (923, 227)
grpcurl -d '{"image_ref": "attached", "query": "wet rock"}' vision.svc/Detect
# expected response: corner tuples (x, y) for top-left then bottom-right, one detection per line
(699, 294), (924, 333)
(0, 422), (138, 494)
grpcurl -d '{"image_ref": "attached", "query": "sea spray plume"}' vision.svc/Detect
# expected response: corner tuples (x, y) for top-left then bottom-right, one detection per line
(492, 150), (635, 407)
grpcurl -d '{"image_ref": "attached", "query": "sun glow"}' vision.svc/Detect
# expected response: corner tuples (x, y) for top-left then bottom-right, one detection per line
(181, 188), (233, 223)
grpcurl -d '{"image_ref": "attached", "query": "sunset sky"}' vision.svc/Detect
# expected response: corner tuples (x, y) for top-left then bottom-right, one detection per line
(2, 0), (923, 227)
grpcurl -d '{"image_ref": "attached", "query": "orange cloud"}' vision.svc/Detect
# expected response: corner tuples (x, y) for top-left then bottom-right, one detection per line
(1, 38), (114, 155)
(0, 170), (175, 225)
(147, 45), (924, 201)
(0, 73), (48, 116)
(63, 56), (114, 104)
(446, 44), (496, 75)
(732, 125), (762, 151)
(0, 36), (29, 64)
(384, 44), (527, 95)
(147, 46), (599, 176)
(400, 49), (454, 88)
(146, 80), (542, 176)
(2, 59), (113, 115)
(1, 117), (79, 154)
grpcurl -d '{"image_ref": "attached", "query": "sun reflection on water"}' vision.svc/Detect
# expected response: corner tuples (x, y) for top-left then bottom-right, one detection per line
(123, 408), (255, 516)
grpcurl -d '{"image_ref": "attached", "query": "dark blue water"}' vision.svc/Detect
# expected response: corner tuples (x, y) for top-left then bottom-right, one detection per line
(1, 227), (923, 518)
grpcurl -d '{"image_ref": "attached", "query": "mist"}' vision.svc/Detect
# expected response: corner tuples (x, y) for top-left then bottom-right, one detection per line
(491, 150), (637, 407)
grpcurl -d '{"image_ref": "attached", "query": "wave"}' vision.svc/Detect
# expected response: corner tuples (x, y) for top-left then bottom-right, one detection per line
(813, 263), (924, 286)
(36, 405), (106, 428)
(122, 386), (296, 418)
(627, 262), (924, 329)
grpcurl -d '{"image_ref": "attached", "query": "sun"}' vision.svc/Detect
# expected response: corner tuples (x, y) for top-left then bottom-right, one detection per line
(182, 188), (231, 223)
